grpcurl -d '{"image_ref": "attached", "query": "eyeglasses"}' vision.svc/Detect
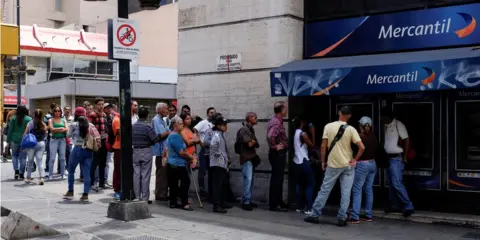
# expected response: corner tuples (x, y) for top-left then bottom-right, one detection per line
(54, 110), (61, 112)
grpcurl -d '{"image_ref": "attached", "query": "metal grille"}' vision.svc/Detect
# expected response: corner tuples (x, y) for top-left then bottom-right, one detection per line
(122, 235), (170, 240)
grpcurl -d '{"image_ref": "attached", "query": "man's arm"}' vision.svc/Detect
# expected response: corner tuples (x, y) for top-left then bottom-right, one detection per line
(320, 139), (328, 170)
(397, 121), (410, 163)
(350, 128), (365, 166)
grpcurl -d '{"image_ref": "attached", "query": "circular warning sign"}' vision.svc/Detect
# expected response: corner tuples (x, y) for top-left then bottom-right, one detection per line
(116, 24), (136, 47)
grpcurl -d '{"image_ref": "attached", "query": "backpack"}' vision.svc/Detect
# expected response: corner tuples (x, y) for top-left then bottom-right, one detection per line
(105, 116), (115, 152)
(234, 127), (244, 154)
(83, 125), (101, 152)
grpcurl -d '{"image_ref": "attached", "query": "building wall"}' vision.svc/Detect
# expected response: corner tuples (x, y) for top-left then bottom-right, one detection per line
(177, 0), (303, 203)
(130, 3), (178, 69)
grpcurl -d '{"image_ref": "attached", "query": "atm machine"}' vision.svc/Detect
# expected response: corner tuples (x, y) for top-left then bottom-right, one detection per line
(447, 89), (480, 192)
(380, 92), (442, 191)
(330, 95), (381, 186)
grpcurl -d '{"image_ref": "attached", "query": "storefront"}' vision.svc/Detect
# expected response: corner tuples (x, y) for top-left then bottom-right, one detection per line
(271, 3), (480, 213)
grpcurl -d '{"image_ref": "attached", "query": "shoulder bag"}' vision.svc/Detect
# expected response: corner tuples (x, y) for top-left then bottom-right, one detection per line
(326, 124), (348, 160)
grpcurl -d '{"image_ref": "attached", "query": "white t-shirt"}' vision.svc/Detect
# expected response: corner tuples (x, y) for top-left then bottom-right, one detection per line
(293, 129), (309, 164)
(384, 119), (409, 154)
(194, 119), (213, 140)
(131, 114), (139, 125)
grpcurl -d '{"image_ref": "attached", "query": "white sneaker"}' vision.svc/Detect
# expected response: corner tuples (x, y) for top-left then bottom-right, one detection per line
(64, 170), (68, 176)
(304, 209), (313, 215)
(24, 178), (31, 184)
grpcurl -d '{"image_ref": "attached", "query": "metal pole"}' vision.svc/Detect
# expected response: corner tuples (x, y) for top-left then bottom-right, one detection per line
(16, 0), (21, 106)
(117, 0), (133, 201)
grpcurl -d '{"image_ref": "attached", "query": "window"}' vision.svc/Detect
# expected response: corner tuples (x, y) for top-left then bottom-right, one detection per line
(97, 61), (115, 75)
(55, 0), (62, 11)
(53, 20), (64, 29)
(74, 58), (96, 74)
(50, 57), (74, 73)
(456, 101), (480, 170)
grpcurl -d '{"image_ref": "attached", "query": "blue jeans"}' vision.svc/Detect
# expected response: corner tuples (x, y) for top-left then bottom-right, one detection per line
(388, 157), (414, 211)
(294, 160), (315, 210)
(311, 166), (355, 220)
(242, 161), (255, 204)
(11, 142), (27, 174)
(26, 141), (46, 179)
(49, 138), (66, 177)
(351, 160), (377, 220)
(68, 146), (93, 193)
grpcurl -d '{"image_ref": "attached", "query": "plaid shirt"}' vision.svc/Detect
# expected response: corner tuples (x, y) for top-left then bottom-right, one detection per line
(88, 111), (107, 138)
(267, 115), (288, 149)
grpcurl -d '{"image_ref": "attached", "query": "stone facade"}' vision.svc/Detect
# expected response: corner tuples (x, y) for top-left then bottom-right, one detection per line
(177, 0), (304, 203)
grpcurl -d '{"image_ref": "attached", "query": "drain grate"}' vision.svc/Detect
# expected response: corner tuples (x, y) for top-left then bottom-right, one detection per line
(123, 235), (170, 240)
(463, 232), (480, 239)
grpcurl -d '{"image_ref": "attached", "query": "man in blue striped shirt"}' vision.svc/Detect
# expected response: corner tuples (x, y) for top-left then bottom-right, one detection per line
(152, 102), (170, 201)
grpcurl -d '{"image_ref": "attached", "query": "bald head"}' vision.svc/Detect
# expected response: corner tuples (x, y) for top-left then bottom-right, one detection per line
(274, 101), (287, 117)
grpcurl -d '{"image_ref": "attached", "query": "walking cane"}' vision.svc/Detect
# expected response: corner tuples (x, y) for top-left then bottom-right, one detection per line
(188, 167), (203, 208)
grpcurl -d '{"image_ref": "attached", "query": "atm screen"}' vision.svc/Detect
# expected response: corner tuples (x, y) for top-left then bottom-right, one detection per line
(456, 101), (480, 170)
(393, 103), (434, 170)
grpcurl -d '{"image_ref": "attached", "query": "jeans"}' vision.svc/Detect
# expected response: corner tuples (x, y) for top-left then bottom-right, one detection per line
(49, 138), (66, 177)
(242, 161), (255, 204)
(268, 149), (286, 209)
(351, 160), (377, 220)
(44, 138), (60, 173)
(91, 139), (107, 187)
(11, 142), (27, 174)
(26, 141), (46, 179)
(65, 143), (72, 170)
(311, 166), (355, 220)
(388, 157), (414, 211)
(68, 146), (93, 193)
(294, 160), (315, 210)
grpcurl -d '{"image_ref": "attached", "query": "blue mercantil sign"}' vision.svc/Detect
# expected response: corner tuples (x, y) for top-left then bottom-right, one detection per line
(270, 56), (480, 97)
(305, 3), (480, 58)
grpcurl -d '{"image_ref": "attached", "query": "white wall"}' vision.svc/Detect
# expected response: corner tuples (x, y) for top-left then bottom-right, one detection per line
(25, 56), (49, 85)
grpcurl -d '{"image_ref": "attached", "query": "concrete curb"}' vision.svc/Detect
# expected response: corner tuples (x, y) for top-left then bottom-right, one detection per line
(1, 209), (61, 240)
(322, 207), (480, 229)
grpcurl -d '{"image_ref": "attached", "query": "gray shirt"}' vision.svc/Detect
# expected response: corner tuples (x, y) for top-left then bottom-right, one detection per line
(209, 130), (229, 169)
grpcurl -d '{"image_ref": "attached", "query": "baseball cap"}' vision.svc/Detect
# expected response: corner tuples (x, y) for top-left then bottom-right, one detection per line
(359, 116), (372, 126)
(74, 107), (86, 117)
(104, 103), (112, 108)
(214, 117), (229, 125)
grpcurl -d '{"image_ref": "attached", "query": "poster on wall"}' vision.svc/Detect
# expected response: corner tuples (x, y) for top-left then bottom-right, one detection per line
(4, 84), (27, 105)
(447, 90), (480, 192)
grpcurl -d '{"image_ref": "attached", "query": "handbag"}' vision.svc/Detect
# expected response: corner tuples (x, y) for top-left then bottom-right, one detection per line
(21, 123), (37, 149)
(83, 126), (101, 151)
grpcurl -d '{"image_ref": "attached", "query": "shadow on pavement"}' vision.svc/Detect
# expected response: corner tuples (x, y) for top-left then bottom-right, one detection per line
(56, 200), (93, 205)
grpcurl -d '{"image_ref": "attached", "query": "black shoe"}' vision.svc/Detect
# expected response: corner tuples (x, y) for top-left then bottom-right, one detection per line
(337, 219), (347, 227)
(384, 207), (401, 214)
(98, 185), (107, 190)
(304, 216), (320, 224)
(242, 204), (253, 211)
(403, 209), (414, 217)
(147, 200), (153, 204)
(14, 170), (19, 180)
(251, 203), (258, 208)
(280, 202), (289, 209)
(80, 193), (89, 202)
(269, 206), (288, 212)
(213, 206), (227, 214)
(222, 203), (233, 209)
(19, 173), (24, 180)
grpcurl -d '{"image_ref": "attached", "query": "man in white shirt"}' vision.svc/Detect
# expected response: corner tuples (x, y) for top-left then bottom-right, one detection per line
(382, 110), (414, 217)
(131, 101), (139, 124)
(194, 107), (216, 197)
(163, 105), (178, 129)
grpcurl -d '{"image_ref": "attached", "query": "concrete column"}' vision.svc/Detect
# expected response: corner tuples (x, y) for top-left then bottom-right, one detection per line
(177, 0), (303, 203)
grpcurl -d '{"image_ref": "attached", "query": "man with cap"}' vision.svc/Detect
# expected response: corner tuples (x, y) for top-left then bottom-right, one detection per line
(305, 106), (365, 227)
(132, 106), (160, 203)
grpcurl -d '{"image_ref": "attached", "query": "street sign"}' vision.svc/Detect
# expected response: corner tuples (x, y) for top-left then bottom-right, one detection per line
(108, 18), (140, 60)
(216, 53), (242, 72)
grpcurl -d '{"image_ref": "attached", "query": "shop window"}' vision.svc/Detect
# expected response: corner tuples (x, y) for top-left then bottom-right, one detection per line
(75, 58), (96, 74)
(97, 61), (115, 75)
(394, 103), (434, 170)
(456, 101), (480, 170)
(50, 57), (74, 73)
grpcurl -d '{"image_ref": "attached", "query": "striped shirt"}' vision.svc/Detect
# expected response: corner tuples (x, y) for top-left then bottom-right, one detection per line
(132, 119), (159, 148)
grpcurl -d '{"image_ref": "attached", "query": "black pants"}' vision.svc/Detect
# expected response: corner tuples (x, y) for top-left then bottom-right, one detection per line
(211, 166), (228, 207)
(269, 149), (286, 209)
(91, 139), (107, 187)
(167, 164), (190, 207)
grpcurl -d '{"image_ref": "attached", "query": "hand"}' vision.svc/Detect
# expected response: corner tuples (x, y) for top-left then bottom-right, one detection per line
(275, 143), (285, 151)
(349, 159), (357, 167)
(322, 162), (327, 171)
(251, 140), (257, 145)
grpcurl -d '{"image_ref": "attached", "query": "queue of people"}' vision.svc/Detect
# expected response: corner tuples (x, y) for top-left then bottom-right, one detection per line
(3, 98), (415, 226)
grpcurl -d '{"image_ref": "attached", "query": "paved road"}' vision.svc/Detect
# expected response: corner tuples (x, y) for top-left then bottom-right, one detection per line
(1, 159), (480, 240)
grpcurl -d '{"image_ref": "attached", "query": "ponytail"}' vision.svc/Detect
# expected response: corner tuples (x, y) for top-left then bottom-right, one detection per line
(77, 116), (89, 139)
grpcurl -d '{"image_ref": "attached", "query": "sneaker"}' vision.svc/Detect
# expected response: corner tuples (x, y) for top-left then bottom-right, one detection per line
(242, 204), (253, 211)
(213, 206), (227, 214)
(64, 170), (68, 176)
(80, 193), (89, 202)
(39, 178), (45, 186)
(19, 173), (24, 180)
(14, 170), (19, 180)
(105, 182), (112, 188)
(91, 185), (99, 192)
(113, 192), (121, 200)
(304, 216), (320, 224)
(98, 185), (107, 190)
(24, 178), (31, 183)
(337, 219), (347, 227)
(303, 209), (313, 215)
(63, 191), (74, 200)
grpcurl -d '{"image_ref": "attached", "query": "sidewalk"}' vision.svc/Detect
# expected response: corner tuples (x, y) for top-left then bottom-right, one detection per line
(1, 161), (480, 240)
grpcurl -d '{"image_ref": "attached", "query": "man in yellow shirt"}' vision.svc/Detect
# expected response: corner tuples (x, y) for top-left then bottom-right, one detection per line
(305, 106), (365, 227)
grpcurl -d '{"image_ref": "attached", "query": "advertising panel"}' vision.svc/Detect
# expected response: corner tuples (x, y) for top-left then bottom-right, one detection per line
(271, 56), (480, 97)
(305, 3), (480, 57)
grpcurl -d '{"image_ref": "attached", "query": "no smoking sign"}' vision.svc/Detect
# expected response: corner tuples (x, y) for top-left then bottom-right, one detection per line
(108, 18), (140, 60)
